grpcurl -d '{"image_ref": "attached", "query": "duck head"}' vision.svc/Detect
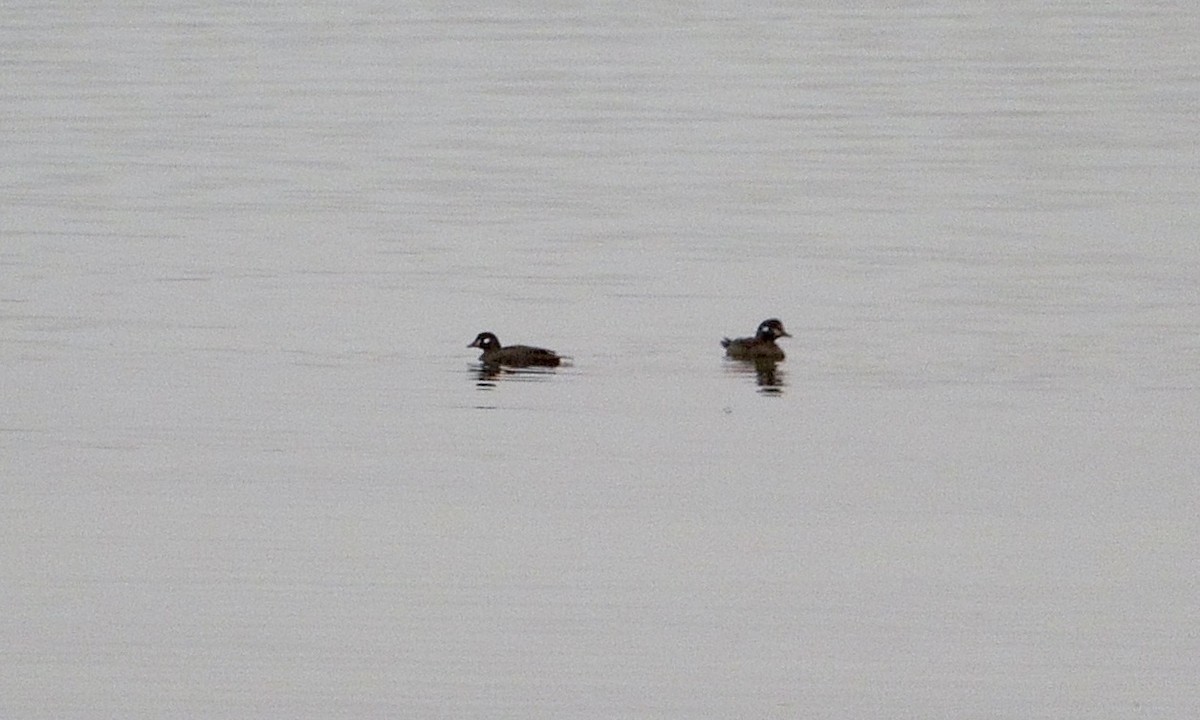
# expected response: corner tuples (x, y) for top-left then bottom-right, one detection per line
(468, 332), (501, 351)
(756, 319), (791, 341)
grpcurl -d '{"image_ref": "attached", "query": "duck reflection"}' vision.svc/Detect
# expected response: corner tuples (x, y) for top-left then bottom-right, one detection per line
(725, 358), (786, 395)
(472, 362), (558, 389)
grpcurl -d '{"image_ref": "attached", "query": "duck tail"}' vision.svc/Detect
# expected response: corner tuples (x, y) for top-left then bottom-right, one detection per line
(720, 337), (731, 348)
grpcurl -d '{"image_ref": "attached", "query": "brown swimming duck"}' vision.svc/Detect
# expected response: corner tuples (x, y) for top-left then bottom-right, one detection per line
(721, 318), (791, 361)
(468, 332), (562, 368)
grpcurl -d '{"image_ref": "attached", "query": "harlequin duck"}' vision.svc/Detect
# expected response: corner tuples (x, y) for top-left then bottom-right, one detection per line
(721, 318), (791, 360)
(468, 332), (563, 367)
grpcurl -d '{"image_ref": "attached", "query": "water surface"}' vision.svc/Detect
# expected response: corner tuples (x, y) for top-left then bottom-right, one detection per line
(3, 0), (1199, 717)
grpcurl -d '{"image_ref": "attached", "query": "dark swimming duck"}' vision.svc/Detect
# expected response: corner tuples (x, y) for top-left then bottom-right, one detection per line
(468, 332), (562, 368)
(721, 318), (791, 361)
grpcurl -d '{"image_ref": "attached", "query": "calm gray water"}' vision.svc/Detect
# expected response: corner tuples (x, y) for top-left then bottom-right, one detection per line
(3, 0), (1199, 717)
